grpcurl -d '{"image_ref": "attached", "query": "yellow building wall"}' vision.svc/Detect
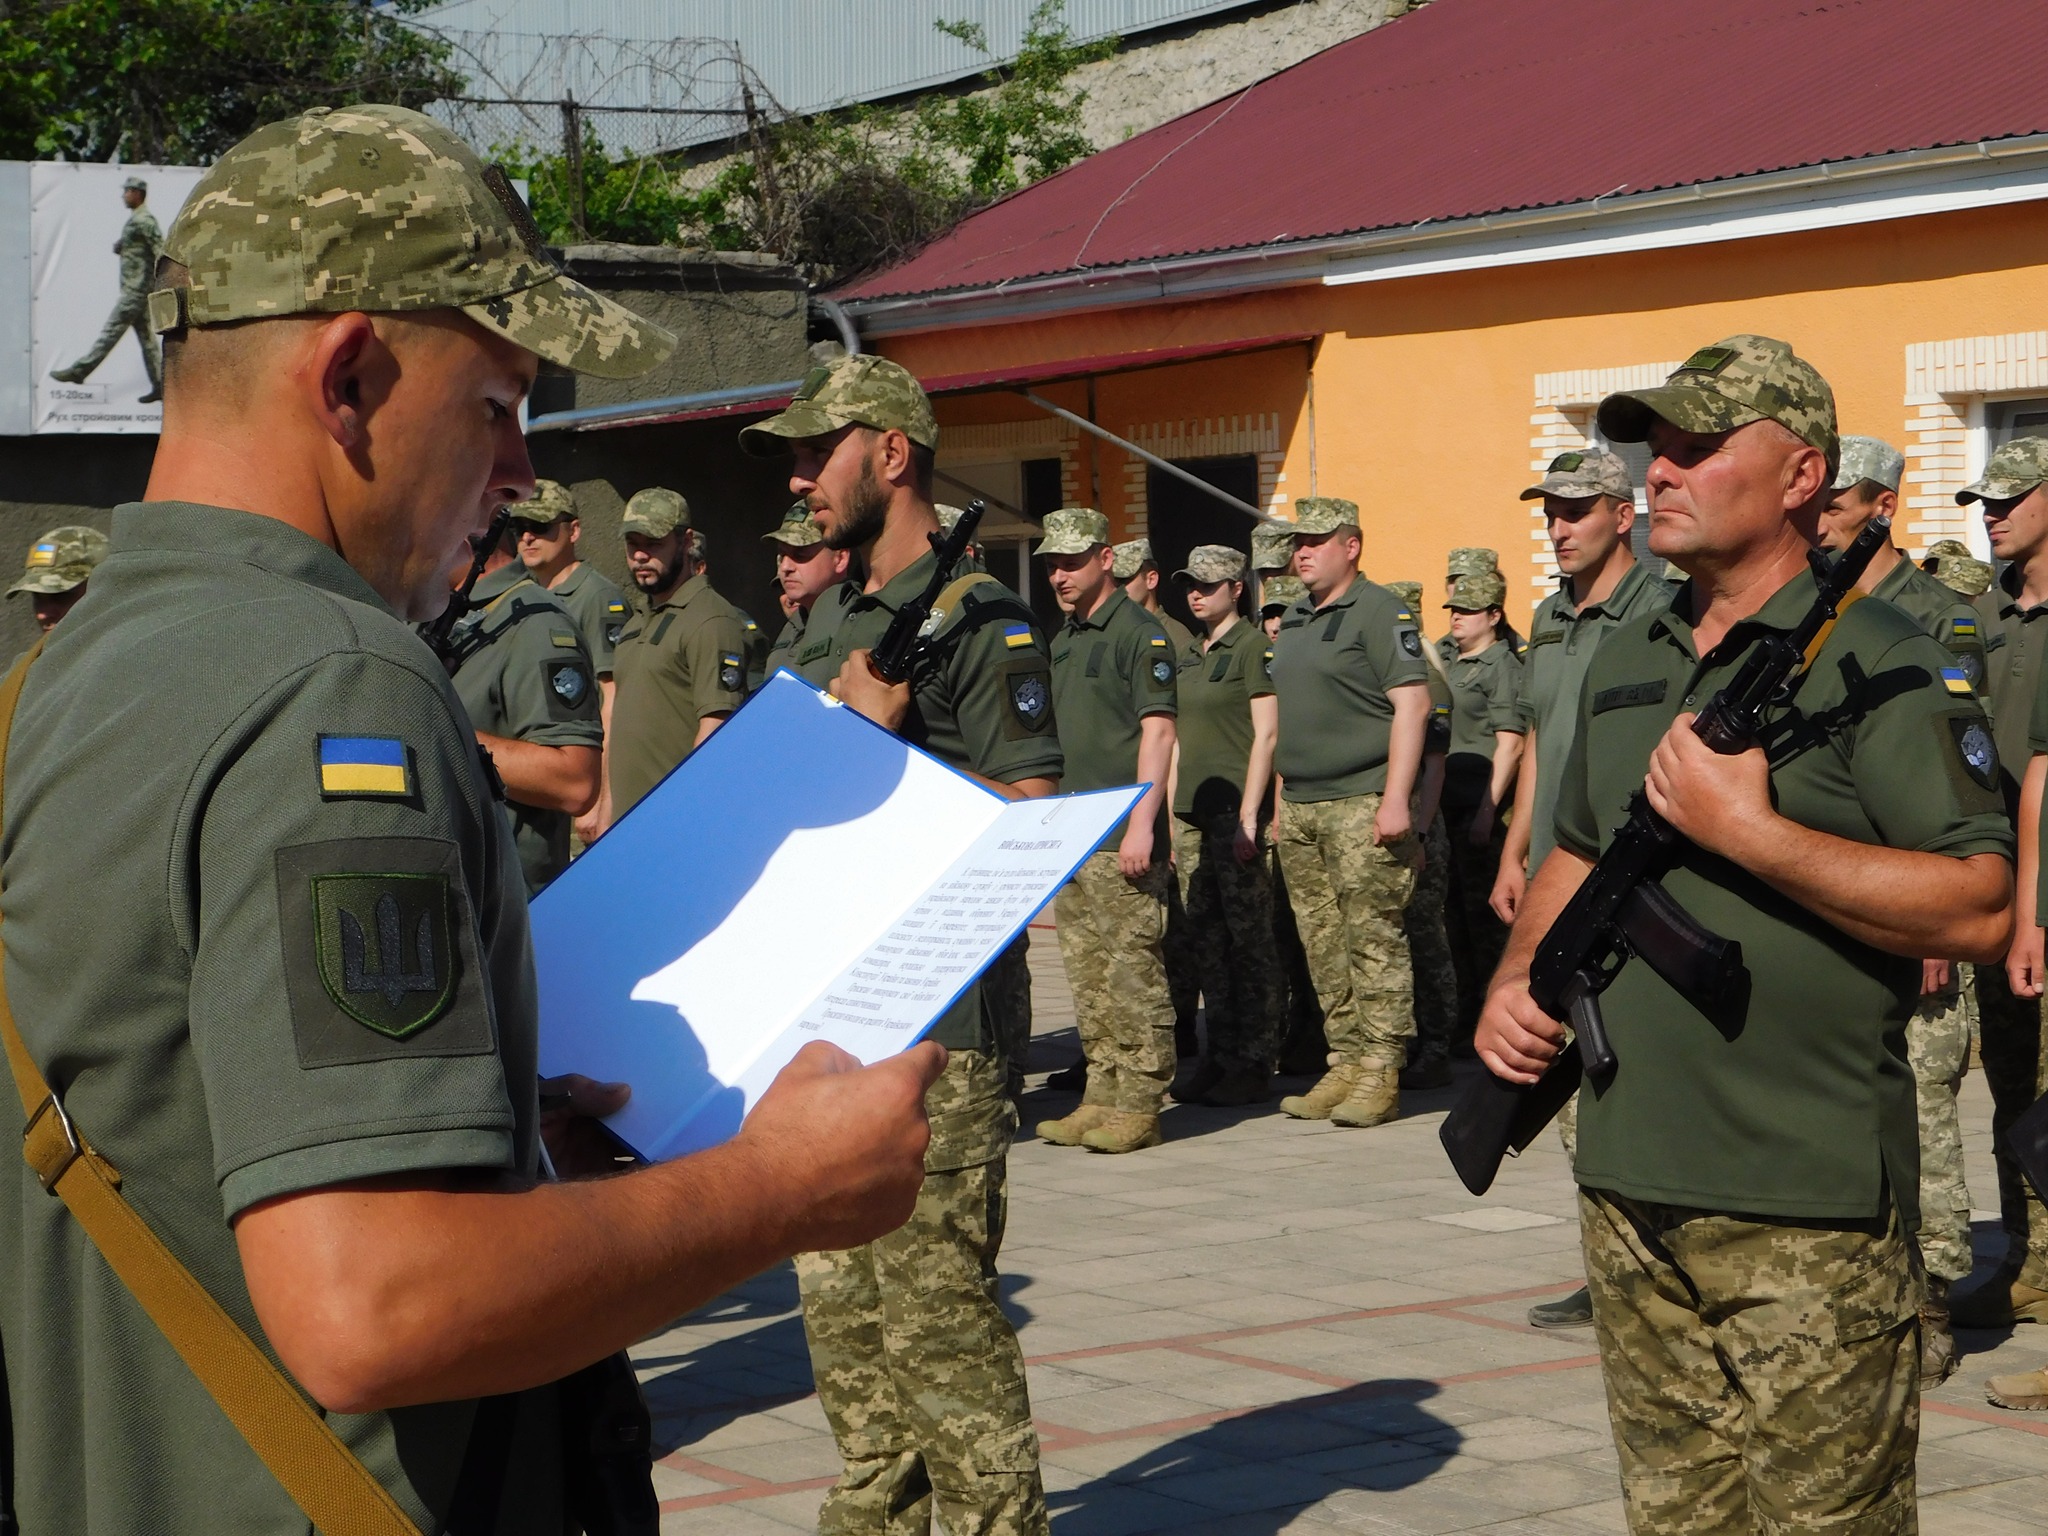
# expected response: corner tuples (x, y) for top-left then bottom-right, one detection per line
(890, 199), (2048, 629)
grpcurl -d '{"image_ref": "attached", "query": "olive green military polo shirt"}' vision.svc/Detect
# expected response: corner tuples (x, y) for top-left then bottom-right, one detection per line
(1, 502), (557, 1534)
(1268, 575), (1428, 801)
(609, 571), (749, 816)
(1975, 567), (2048, 815)
(449, 562), (603, 894)
(1423, 658), (1453, 758)
(1555, 569), (2011, 1224)
(766, 607), (806, 679)
(1870, 555), (1987, 691)
(1444, 638), (1524, 811)
(736, 604), (771, 690)
(543, 559), (630, 676)
(1172, 618), (1273, 823)
(1156, 608), (1195, 657)
(1051, 588), (1177, 794)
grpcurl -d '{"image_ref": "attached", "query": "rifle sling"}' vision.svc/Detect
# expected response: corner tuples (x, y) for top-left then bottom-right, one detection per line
(1799, 587), (1863, 673)
(0, 643), (424, 1536)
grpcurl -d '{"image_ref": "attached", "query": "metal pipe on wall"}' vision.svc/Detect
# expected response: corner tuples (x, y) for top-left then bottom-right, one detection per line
(1015, 388), (1276, 524)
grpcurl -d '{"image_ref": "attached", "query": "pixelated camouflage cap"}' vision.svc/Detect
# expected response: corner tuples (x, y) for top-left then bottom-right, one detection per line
(1035, 507), (1111, 555)
(934, 503), (981, 538)
(1597, 335), (1838, 471)
(8, 525), (108, 597)
(739, 353), (938, 456)
(1110, 538), (1155, 580)
(1933, 554), (1995, 597)
(1172, 545), (1245, 585)
(763, 500), (823, 547)
(121, 175), (146, 194)
(1832, 435), (1904, 494)
(1259, 573), (1307, 611)
(1924, 538), (1974, 561)
(621, 487), (689, 538)
(1385, 580), (1425, 609)
(1446, 570), (1507, 610)
(1520, 447), (1632, 502)
(1250, 522), (1297, 571)
(150, 104), (674, 379)
(1291, 498), (1360, 536)
(1446, 547), (1498, 578)
(1957, 437), (2048, 504)
(510, 478), (576, 525)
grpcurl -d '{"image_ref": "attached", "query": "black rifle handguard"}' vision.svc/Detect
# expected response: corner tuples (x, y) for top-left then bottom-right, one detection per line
(421, 506), (514, 674)
(866, 500), (986, 685)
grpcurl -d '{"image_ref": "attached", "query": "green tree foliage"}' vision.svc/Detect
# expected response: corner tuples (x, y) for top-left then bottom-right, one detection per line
(0, 0), (464, 163)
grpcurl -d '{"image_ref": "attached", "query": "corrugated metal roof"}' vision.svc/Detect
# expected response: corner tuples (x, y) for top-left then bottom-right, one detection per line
(836, 0), (2048, 303)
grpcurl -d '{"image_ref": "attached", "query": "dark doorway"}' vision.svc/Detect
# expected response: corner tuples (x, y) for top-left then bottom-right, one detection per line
(1146, 455), (1259, 629)
(1021, 456), (1068, 633)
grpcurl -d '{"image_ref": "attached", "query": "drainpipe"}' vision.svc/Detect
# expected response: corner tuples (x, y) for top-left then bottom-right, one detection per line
(811, 297), (862, 356)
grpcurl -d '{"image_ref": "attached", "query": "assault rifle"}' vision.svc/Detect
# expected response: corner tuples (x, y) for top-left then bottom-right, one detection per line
(420, 506), (513, 673)
(866, 499), (986, 684)
(1440, 517), (1893, 1196)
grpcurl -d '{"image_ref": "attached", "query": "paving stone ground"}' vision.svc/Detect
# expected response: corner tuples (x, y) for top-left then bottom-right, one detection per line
(634, 931), (2048, 1534)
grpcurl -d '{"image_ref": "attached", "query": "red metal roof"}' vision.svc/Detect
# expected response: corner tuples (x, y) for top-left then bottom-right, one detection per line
(836, 0), (2048, 304)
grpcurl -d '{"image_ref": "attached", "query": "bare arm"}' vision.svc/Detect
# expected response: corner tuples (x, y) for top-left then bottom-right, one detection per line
(475, 734), (600, 816)
(1121, 713), (1177, 877)
(1491, 722), (1538, 921)
(693, 711), (729, 748)
(1237, 693), (1279, 861)
(1474, 845), (1594, 1083)
(235, 1040), (946, 1414)
(1375, 683), (1429, 844)
(2010, 753), (2046, 996)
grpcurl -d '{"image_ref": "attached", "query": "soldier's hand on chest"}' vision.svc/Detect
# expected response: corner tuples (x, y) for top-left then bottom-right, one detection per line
(1643, 711), (1775, 861)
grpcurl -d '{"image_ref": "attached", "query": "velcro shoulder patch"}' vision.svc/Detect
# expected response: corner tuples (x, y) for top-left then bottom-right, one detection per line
(550, 631), (579, 648)
(318, 735), (410, 798)
(1591, 680), (1669, 715)
(717, 651), (744, 691)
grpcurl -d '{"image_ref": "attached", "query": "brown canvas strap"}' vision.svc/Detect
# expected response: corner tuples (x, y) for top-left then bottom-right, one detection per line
(0, 643), (422, 1536)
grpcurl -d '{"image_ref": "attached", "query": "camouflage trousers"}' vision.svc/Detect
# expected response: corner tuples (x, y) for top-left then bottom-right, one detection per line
(1275, 793), (1419, 1068)
(1404, 811), (1456, 1066)
(1581, 1188), (1919, 1535)
(796, 1049), (1047, 1536)
(1172, 816), (1286, 1074)
(985, 931), (1034, 1087)
(1972, 967), (2048, 1279)
(66, 294), (161, 389)
(1053, 849), (1176, 1114)
(1909, 973), (1974, 1285)
(1444, 802), (1510, 1032)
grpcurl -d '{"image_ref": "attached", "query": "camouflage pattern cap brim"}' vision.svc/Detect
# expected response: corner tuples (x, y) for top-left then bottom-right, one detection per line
(1172, 545), (1245, 585)
(1596, 335), (1837, 469)
(462, 273), (675, 380)
(1597, 385), (1766, 446)
(1519, 447), (1633, 502)
(1035, 507), (1111, 555)
(739, 353), (938, 455)
(762, 514), (824, 547)
(1956, 436), (2048, 504)
(5, 569), (89, 597)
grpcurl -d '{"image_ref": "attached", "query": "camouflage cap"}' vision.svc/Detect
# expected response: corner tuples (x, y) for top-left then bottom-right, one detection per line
(1110, 538), (1156, 580)
(1259, 573), (1308, 611)
(738, 353), (938, 456)
(1933, 554), (1995, 597)
(1291, 498), (1360, 537)
(935, 503), (978, 537)
(1446, 570), (1508, 610)
(8, 525), (108, 597)
(763, 500), (823, 547)
(1035, 507), (1111, 556)
(1832, 435), (1905, 494)
(1446, 547), (1498, 578)
(1172, 545), (1245, 585)
(150, 104), (674, 379)
(1385, 580), (1425, 609)
(1597, 335), (1838, 470)
(1924, 537), (1974, 561)
(121, 175), (146, 194)
(621, 487), (690, 539)
(1250, 521), (1297, 571)
(509, 478), (577, 526)
(1520, 447), (1632, 502)
(1957, 437), (2048, 504)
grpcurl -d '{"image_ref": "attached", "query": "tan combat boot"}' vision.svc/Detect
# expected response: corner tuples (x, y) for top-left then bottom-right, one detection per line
(1950, 1272), (2048, 1328)
(1080, 1111), (1162, 1154)
(1036, 1104), (1113, 1146)
(1328, 1064), (1400, 1128)
(1986, 1367), (2048, 1410)
(1278, 1061), (1363, 1120)
(1920, 1278), (1956, 1390)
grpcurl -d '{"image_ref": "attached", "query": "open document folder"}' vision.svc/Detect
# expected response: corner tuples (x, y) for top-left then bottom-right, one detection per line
(533, 670), (1142, 1162)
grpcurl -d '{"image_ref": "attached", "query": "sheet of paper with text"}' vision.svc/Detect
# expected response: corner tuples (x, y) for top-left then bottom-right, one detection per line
(533, 671), (1139, 1161)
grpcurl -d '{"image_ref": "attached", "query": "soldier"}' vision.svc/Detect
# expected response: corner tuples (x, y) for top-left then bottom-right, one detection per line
(1491, 446), (1672, 1333)
(1035, 507), (1180, 1152)
(0, 102), (940, 1534)
(50, 175), (164, 402)
(684, 527), (771, 689)
(762, 499), (853, 677)
(444, 520), (602, 894)
(605, 488), (749, 824)
(1269, 497), (1431, 1128)
(742, 352), (1059, 1536)
(1439, 547), (1498, 664)
(1382, 579), (1457, 1092)
(1480, 334), (2013, 1530)
(1924, 536), (1996, 597)
(1112, 537), (1197, 654)
(6, 524), (108, 634)
(1164, 545), (1283, 1105)
(1258, 571), (1305, 637)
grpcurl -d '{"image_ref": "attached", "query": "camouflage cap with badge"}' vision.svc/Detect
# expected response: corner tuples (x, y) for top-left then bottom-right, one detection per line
(1385, 580), (1425, 610)
(149, 104), (674, 379)
(738, 353), (938, 456)
(510, 478), (577, 527)
(1110, 538), (1156, 580)
(1956, 437), (2048, 505)
(1291, 498), (1361, 537)
(1259, 574), (1308, 613)
(1446, 547), (1498, 578)
(1035, 507), (1111, 555)
(1171, 545), (1246, 586)
(1921, 538), (1995, 597)
(1251, 521), (1298, 571)
(7, 525), (108, 597)
(1833, 435), (1904, 494)
(1597, 333), (1838, 474)
(762, 500), (823, 548)
(1520, 448), (1633, 502)
(1446, 571), (1508, 610)
(621, 487), (690, 539)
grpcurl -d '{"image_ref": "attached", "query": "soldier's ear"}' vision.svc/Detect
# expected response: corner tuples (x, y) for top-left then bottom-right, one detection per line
(309, 312), (381, 450)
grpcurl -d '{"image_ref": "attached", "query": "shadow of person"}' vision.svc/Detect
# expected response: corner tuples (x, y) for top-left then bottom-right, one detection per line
(1046, 1379), (1460, 1531)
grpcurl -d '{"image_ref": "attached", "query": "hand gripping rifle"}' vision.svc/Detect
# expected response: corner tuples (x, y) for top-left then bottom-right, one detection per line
(420, 506), (513, 674)
(865, 500), (986, 684)
(1439, 517), (1892, 1196)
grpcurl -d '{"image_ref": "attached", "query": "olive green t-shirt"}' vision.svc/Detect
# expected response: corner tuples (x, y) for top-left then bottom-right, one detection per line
(735, 603), (771, 691)
(1976, 567), (2048, 815)
(766, 608), (805, 679)
(1172, 618), (1274, 823)
(1050, 589), (1177, 794)
(1556, 569), (2011, 1223)
(1, 502), (556, 1534)
(1443, 638), (1523, 811)
(609, 571), (749, 816)
(450, 563), (603, 894)
(1519, 562), (1676, 866)
(1269, 576), (1427, 801)
(543, 559), (630, 677)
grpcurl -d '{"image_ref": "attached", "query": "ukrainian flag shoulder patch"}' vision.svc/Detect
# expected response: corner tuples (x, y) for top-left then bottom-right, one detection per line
(1952, 616), (1979, 637)
(1941, 666), (1974, 697)
(319, 735), (410, 797)
(1002, 623), (1034, 649)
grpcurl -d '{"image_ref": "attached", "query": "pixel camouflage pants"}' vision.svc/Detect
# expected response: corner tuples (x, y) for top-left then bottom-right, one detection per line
(1909, 974), (1974, 1285)
(1581, 1188), (1919, 1535)
(1972, 968), (2048, 1278)
(1172, 816), (1286, 1074)
(1275, 793), (1418, 1067)
(1053, 848), (1176, 1113)
(64, 294), (161, 388)
(796, 1049), (1047, 1536)
(985, 931), (1033, 1084)
(1404, 810), (1456, 1066)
